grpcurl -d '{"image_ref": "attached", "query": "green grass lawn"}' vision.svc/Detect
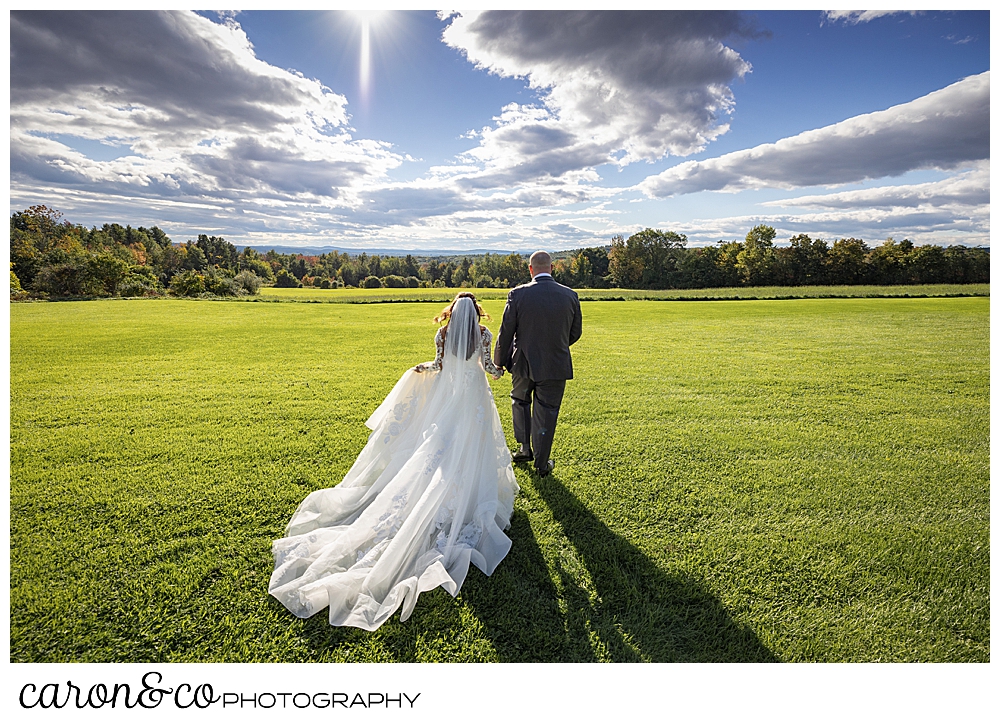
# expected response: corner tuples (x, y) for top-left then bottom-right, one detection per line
(258, 283), (989, 304)
(9, 296), (989, 662)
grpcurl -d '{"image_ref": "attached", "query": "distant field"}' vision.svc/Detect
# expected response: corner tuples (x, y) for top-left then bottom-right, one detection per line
(257, 283), (990, 303)
(10, 296), (989, 662)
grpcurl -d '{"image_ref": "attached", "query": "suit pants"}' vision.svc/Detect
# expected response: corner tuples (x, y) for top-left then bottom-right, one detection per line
(510, 375), (566, 471)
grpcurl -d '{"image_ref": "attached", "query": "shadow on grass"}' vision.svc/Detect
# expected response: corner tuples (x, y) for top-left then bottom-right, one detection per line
(463, 472), (779, 662)
(287, 471), (777, 662)
(459, 507), (599, 662)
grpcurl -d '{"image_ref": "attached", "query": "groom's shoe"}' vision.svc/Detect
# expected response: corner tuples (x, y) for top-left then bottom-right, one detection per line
(512, 450), (533, 464)
(535, 459), (555, 477)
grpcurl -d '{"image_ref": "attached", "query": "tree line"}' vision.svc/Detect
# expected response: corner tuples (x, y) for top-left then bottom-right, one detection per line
(268, 247), (532, 290)
(10, 206), (266, 299)
(9, 206), (535, 298)
(9, 206), (988, 300)
(557, 226), (988, 289)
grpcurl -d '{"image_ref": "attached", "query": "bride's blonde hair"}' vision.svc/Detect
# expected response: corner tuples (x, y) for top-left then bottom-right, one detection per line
(434, 292), (490, 325)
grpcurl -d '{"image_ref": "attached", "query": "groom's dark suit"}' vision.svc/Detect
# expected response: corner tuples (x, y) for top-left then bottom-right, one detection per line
(494, 274), (582, 472)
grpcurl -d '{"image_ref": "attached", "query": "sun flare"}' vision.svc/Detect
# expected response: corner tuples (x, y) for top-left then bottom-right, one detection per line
(352, 10), (387, 103)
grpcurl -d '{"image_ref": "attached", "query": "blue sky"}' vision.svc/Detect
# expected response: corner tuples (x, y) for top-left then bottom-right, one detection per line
(9, 9), (990, 251)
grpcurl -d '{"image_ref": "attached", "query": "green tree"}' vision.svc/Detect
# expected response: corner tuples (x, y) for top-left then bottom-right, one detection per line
(100, 223), (127, 246)
(676, 245), (726, 288)
(10, 205), (83, 286)
(735, 225), (777, 286)
(607, 234), (642, 288)
(498, 253), (530, 287)
(87, 253), (130, 296)
(452, 257), (472, 287)
(137, 225), (171, 249)
(11, 205), (64, 239)
(118, 266), (163, 297)
(287, 256), (307, 280)
(403, 254), (420, 278)
(785, 234), (829, 285)
(274, 268), (302, 288)
(907, 244), (947, 284)
(232, 270), (263, 295)
(419, 261), (442, 284)
(942, 245), (989, 284)
(10, 264), (24, 297)
(439, 261), (455, 287)
(196, 234), (239, 269)
(338, 264), (358, 287)
(201, 267), (241, 296)
(181, 241), (208, 271)
(710, 241), (743, 287)
(569, 247), (610, 287)
(238, 249), (276, 282)
(609, 229), (686, 289)
(826, 238), (868, 284)
(867, 238), (912, 285)
(32, 261), (94, 297)
(169, 270), (206, 296)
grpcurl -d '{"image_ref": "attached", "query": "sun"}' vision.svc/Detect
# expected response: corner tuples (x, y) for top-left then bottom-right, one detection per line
(351, 10), (386, 24)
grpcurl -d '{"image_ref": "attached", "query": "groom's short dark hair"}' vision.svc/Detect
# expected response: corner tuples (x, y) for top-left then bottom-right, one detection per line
(529, 251), (551, 269)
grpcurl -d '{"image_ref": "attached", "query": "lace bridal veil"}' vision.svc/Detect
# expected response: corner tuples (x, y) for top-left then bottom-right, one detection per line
(269, 297), (518, 630)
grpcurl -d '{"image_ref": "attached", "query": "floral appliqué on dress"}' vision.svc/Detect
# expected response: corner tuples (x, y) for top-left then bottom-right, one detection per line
(414, 326), (503, 377)
(382, 393), (419, 444)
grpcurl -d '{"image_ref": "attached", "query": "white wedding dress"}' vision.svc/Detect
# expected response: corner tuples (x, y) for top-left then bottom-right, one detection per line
(269, 297), (519, 630)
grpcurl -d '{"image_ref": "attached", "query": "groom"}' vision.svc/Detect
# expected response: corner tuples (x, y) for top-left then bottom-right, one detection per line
(494, 251), (582, 476)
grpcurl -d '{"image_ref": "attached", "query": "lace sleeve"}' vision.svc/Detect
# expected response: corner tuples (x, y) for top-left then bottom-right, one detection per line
(414, 327), (445, 373)
(481, 327), (503, 378)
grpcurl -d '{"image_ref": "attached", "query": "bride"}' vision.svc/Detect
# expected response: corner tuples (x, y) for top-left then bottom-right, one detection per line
(269, 293), (519, 631)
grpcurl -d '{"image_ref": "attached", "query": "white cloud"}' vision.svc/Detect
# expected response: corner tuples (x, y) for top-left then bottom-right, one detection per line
(10, 11), (402, 208)
(763, 163), (989, 210)
(9, 10), (986, 253)
(822, 11), (921, 25)
(673, 202), (988, 248)
(8, 10), (643, 249)
(639, 73), (989, 198)
(441, 10), (758, 188)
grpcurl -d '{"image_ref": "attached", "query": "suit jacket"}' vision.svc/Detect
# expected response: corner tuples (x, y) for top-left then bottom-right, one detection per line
(494, 275), (582, 381)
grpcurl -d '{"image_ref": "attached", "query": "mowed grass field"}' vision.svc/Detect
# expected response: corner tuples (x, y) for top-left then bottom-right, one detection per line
(259, 282), (990, 304)
(10, 295), (989, 662)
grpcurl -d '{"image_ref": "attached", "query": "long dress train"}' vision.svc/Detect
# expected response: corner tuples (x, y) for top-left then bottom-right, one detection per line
(268, 298), (518, 631)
